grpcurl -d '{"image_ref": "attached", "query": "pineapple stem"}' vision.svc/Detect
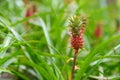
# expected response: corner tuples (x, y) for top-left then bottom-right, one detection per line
(71, 49), (78, 80)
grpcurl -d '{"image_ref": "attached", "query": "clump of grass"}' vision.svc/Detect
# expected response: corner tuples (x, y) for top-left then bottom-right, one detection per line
(0, 0), (120, 80)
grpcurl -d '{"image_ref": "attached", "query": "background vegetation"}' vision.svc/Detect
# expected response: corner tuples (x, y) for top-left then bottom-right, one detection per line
(0, 0), (120, 80)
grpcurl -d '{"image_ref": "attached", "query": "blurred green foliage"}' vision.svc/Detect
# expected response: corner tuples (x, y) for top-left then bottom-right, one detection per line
(0, 0), (120, 80)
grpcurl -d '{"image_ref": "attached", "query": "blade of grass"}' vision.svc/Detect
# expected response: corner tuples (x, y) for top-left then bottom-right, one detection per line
(34, 18), (65, 80)
(0, 34), (14, 58)
(39, 18), (54, 54)
(0, 66), (12, 74)
(75, 34), (120, 80)
(91, 42), (120, 65)
(11, 70), (30, 80)
(0, 16), (44, 80)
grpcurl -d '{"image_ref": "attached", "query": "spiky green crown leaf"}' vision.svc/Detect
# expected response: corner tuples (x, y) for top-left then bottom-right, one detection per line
(68, 15), (87, 36)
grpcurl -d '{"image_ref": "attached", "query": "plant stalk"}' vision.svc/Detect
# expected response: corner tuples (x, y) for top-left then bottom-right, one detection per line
(71, 49), (78, 80)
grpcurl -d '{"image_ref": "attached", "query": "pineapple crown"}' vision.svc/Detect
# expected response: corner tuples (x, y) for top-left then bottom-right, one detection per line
(68, 15), (87, 36)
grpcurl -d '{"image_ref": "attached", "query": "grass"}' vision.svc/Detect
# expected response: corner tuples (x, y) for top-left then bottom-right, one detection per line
(0, 0), (120, 80)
